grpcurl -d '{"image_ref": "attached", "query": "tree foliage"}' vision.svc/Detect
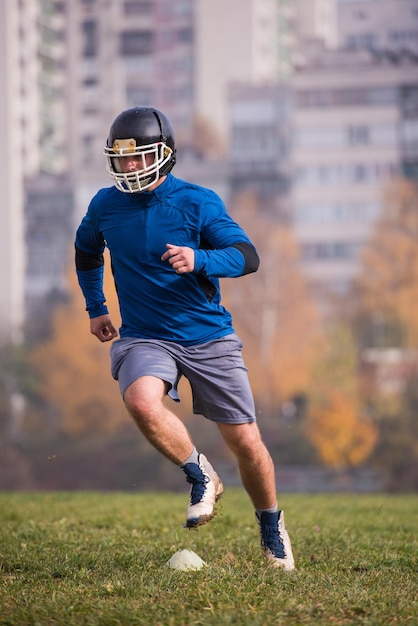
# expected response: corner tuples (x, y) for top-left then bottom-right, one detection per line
(303, 180), (418, 475)
(372, 372), (418, 491)
(354, 179), (418, 347)
(226, 192), (320, 416)
(0, 344), (36, 488)
(308, 390), (378, 468)
(29, 252), (127, 435)
(347, 179), (418, 485)
(306, 325), (378, 469)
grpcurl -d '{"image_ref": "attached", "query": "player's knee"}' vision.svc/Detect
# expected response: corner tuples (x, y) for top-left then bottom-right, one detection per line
(124, 376), (165, 415)
(126, 393), (160, 418)
(219, 421), (263, 454)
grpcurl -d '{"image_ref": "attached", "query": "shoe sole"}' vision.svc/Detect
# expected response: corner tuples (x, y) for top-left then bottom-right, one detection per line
(265, 551), (296, 571)
(184, 480), (224, 529)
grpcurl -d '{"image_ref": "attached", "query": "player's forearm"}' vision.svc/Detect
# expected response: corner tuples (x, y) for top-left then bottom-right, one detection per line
(76, 266), (109, 318)
(194, 242), (259, 278)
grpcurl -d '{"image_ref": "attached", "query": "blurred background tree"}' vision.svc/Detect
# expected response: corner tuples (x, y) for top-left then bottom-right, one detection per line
(29, 251), (125, 436)
(0, 344), (35, 489)
(306, 325), (378, 469)
(228, 192), (319, 415)
(227, 192), (321, 465)
(347, 179), (418, 489)
(353, 179), (418, 348)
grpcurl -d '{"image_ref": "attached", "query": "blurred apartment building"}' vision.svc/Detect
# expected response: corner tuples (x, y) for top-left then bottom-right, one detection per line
(229, 83), (293, 222)
(25, 1), (74, 329)
(0, 0), (44, 344)
(292, 0), (418, 297)
(338, 0), (418, 54)
(0, 0), (72, 342)
(229, 0), (418, 300)
(226, 0), (338, 222)
(291, 43), (418, 297)
(0, 2), (25, 344)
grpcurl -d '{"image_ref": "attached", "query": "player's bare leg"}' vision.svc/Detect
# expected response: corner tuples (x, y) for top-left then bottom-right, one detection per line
(217, 422), (276, 509)
(123, 375), (223, 527)
(217, 421), (295, 570)
(124, 375), (193, 463)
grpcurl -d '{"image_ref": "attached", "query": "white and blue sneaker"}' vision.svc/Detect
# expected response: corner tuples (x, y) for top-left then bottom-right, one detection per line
(182, 454), (224, 528)
(256, 510), (295, 571)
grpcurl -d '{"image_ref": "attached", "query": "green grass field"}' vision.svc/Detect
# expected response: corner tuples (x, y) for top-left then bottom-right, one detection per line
(0, 490), (417, 625)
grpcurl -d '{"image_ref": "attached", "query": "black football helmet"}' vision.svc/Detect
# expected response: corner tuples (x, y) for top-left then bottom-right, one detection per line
(104, 106), (176, 192)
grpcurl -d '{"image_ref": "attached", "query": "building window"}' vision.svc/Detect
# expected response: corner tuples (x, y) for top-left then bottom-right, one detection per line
(124, 1), (152, 15)
(176, 1), (193, 16)
(400, 85), (418, 117)
(368, 87), (397, 105)
(297, 89), (335, 107)
(122, 55), (154, 77)
(82, 20), (97, 58)
(126, 86), (153, 107)
(336, 88), (366, 106)
(402, 120), (418, 146)
(297, 87), (397, 109)
(295, 203), (379, 224)
(120, 30), (153, 56)
(177, 28), (193, 44)
(159, 0), (192, 17)
(301, 241), (362, 262)
(346, 33), (376, 50)
(348, 125), (369, 145)
(295, 161), (397, 187)
(389, 30), (418, 45)
(402, 161), (418, 180)
(82, 135), (94, 164)
(83, 77), (98, 86)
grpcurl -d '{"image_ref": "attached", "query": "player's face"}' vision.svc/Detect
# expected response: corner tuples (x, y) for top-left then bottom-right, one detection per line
(115, 152), (154, 173)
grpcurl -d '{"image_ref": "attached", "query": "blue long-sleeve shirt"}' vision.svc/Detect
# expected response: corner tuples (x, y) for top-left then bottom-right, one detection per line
(75, 174), (259, 346)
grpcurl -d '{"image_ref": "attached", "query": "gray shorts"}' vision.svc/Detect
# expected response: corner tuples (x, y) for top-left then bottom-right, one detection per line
(110, 333), (256, 424)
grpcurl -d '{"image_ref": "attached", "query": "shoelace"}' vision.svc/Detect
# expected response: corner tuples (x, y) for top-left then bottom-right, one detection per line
(185, 466), (209, 505)
(260, 524), (286, 559)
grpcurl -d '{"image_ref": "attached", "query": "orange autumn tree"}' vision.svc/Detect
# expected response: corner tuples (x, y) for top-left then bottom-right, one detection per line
(308, 390), (378, 468)
(226, 192), (320, 417)
(303, 180), (418, 469)
(307, 325), (378, 468)
(355, 179), (418, 347)
(29, 251), (128, 435)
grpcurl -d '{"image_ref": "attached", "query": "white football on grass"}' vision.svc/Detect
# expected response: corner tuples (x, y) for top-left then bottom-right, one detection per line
(165, 549), (206, 571)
